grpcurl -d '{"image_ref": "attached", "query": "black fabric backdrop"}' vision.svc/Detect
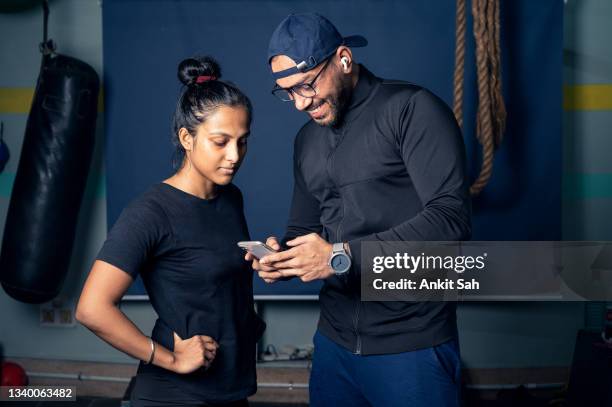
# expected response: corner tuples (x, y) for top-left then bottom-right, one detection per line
(102, 0), (562, 298)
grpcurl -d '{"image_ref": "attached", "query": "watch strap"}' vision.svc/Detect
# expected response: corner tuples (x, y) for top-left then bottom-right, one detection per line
(332, 242), (346, 255)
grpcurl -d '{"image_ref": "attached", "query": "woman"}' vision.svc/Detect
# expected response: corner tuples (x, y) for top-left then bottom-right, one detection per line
(76, 56), (264, 406)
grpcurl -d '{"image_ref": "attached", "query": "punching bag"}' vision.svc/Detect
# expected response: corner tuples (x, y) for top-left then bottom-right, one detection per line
(0, 2), (99, 303)
(0, 122), (9, 173)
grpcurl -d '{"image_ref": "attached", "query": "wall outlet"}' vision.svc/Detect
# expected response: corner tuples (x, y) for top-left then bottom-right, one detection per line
(40, 298), (76, 328)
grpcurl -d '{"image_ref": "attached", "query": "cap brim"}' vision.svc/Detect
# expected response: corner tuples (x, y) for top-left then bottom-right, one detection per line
(343, 35), (368, 47)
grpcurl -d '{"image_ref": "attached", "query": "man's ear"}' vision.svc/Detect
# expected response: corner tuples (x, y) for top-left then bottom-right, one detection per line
(336, 46), (354, 73)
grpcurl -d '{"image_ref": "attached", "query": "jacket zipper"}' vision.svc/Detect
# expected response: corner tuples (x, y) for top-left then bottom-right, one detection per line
(352, 299), (362, 354)
(328, 130), (362, 355)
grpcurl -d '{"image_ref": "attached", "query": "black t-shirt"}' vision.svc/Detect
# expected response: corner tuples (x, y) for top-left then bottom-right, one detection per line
(97, 182), (264, 403)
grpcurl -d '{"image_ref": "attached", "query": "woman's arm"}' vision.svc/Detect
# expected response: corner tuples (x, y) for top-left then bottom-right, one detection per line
(76, 260), (218, 373)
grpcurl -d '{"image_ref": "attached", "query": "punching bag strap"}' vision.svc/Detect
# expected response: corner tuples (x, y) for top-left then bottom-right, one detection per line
(39, 0), (56, 56)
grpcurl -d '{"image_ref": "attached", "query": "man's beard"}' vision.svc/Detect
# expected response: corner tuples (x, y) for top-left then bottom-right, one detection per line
(313, 75), (353, 128)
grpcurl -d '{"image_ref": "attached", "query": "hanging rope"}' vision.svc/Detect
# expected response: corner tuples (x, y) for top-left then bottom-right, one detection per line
(39, 0), (56, 56)
(453, 0), (506, 196)
(453, 0), (467, 129)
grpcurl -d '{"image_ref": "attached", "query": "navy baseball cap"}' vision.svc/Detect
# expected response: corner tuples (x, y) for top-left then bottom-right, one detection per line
(268, 13), (367, 80)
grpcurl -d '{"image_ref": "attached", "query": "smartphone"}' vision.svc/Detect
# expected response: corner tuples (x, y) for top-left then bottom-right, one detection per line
(237, 241), (277, 260)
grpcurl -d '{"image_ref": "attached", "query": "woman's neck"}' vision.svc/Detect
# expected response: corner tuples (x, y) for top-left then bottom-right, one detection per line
(164, 168), (217, 200)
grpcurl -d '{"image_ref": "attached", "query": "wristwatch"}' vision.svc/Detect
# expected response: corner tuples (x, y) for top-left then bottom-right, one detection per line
(329, 243), (352, 275)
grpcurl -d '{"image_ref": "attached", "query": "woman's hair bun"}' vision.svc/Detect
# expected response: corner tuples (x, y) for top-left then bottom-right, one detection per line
(177, 56), (222, 86)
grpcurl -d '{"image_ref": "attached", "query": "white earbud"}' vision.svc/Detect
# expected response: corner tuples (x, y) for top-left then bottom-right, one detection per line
(341, 57), (349, 71)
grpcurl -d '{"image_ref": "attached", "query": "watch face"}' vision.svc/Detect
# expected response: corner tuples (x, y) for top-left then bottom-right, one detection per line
(331, 253), (350, 272)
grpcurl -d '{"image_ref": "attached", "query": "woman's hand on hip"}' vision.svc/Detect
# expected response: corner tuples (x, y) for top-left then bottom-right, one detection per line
(170, 332), (218, 374)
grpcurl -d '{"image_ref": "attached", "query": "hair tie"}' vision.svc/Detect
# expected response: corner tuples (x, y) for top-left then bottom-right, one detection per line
(195, 75), (217, 84)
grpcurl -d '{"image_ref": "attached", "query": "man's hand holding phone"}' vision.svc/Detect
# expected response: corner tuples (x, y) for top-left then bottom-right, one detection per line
(243, 237), (287, 283)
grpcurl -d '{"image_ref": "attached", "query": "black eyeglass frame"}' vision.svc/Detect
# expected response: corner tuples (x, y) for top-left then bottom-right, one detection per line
(271, 58), (331, 102)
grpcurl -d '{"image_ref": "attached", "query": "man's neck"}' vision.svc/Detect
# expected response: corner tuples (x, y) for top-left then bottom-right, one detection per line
(351, 64), (360, 89)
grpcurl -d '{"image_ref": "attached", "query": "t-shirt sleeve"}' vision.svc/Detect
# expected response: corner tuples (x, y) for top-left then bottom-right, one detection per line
(96, 200), (168, 279)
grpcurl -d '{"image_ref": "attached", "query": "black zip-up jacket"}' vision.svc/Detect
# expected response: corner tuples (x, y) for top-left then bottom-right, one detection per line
(282, 65), (471, 355)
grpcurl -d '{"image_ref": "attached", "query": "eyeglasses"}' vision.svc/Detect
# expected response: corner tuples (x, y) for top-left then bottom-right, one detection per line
(271, 59), (331, 102)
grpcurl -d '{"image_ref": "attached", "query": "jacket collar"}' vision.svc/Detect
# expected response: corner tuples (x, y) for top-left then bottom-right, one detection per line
(335, 64), (380, 128)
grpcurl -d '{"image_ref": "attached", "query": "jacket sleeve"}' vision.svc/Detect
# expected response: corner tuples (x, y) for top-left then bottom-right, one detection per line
(347, 89), (472, 275)
(281, 136), (323, 246)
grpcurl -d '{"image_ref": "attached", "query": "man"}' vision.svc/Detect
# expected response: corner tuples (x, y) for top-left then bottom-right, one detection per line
(248, 13), (471, 407)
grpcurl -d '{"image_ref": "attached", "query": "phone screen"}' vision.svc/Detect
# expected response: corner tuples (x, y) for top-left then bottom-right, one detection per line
(238, 241), (277, 259)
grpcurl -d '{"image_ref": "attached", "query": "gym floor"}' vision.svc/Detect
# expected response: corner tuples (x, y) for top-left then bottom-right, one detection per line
(7, 401), (309, 407)
(7, 389), (561, 407)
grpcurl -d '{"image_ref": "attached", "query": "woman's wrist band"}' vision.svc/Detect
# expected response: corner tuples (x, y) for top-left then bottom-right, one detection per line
(144, 336), (156, 365)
